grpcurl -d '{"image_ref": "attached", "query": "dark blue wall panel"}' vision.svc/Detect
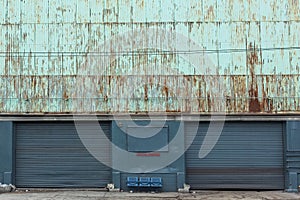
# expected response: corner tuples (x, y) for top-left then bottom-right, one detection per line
(127, 126), (169, 152)
(0, 122), (13, 184)
(112, 120), (184, 192)
(286, 121), (300, 192)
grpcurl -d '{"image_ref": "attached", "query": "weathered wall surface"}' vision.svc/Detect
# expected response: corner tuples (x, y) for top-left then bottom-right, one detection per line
(0, 0), (299, 114)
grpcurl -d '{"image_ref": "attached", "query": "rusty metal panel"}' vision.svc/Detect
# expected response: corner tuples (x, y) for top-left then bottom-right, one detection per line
(90, 0), (103, 23)
(246, 0), (261, 21)
(7, 25), (20, 76)
(49, 1), (63, 23)
(160, 1), (174, 22)
(261, 22), (290, 75)
(1, 0), (300, 23)
(35, 0), (49, 24)
(61, 76), (75, 113)
(20, 24), (35, 76)
(231, 0), (247, 22)
(261, 22), (290, 49)
(35, 24), (49, 75)
(6, 76), (19, 112)
(260, 0), (289, 22)
(8, 0), (20, 24)
(76, 0), (89, 23)
(145, 0), (161, 22)
(0, 0), (299, 114)
(0, 25), (7, 75)
(203, 0), (217, 22)
(0, 76), (7, 112)
(187, 0), (203, 22)
(60, 1), (76, 23)
(288, 0), (300, 21)
(21, 0), (37, 24)
(131, 0), (146, 22)
(218, 23), (233, 75)
(118, 0), (131, 22)
(35, 24), (49, 53)
(103, 0), (119, 22)
(49, 24), (63, 54)
(89, 24), (105, 51)
(20, 24), (35, 53)
(290, 22), (300, 75)
(20, 76), (32, 101)
(0, 1), (6, 24)
(230, 76), (248, 112)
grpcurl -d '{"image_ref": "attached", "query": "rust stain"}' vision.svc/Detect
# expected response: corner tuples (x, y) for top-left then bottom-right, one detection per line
(207, 94), (211, 112)
(23, 33), (27, 40)
(247, 42), (261, 112)
(63, 90), (68, 100)
(104, 95), (108, 102)
(144, 84), (148, 101)
(13, 77), (18, 96)
(32, 76), (36, 89)
(193, 76), (197, 86)
(289, 0), (299, 18)
(138, 0), (144, 9)
(5, 44), (11, 75)
(162, 79), (169, 99)
(207, 5), (215, 20)
(103, 9), (113, 16)
(267, 97), (274, 112)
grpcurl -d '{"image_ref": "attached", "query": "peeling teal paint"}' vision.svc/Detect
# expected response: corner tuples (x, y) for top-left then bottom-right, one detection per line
(0, 0), (299, 114)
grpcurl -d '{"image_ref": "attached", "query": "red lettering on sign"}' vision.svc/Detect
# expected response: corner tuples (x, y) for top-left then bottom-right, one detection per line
(136, 153), (161, 157)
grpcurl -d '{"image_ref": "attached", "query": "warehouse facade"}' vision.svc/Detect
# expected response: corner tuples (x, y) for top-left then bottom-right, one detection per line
(0, 119), (300, 192)
(0, 0), (300, 192)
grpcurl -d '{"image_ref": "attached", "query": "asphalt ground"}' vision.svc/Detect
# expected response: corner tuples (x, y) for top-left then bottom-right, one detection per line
(0, 189), (300, 200)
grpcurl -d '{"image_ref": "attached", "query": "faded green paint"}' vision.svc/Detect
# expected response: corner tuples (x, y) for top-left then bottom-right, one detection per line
(0, 0), (299, 114)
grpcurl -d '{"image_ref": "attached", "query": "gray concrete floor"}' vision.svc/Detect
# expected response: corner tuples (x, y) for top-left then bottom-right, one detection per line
(0, 190), (300, 200)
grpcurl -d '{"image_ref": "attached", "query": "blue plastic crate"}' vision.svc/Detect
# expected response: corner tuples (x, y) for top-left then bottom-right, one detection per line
(126, 177), (139, 187)
(139, 177), (151, 187)
(150, 177), (162, 187)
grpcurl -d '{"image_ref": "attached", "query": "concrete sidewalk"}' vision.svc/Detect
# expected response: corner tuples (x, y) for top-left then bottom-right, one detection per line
(0, 190), (300, 200)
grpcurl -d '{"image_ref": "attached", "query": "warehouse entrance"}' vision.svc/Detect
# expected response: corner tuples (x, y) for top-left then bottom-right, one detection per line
(15, 121), (112, 188)
(185, 121), (284, 189)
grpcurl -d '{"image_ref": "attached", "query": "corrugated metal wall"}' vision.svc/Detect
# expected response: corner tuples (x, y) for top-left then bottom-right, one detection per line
(0, 0), (299, 114)
(185, 121), (284, 189)
(15, 121), (112, 187)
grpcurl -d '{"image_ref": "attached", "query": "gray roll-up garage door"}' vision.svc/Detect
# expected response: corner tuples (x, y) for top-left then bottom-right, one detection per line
(15, 121), (112, 188)
(185, 122), (284, 189)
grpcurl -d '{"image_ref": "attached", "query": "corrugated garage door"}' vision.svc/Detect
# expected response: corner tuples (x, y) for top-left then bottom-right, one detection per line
(185, 122), (284, 189)
(15, 121), (111, 188)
